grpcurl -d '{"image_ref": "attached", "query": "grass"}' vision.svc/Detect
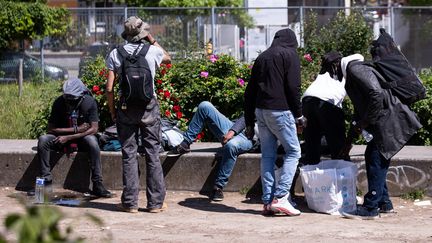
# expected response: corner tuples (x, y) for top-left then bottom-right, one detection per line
(400, 189), (426, 201)
(0, 81), (61, 139)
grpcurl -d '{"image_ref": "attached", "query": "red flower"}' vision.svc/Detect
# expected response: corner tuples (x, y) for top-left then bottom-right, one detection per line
(166, 63), (172, 69)
(160, 69), (167, 76)
(164, 90), (171, 98)
(173, 105), (181, 112)
(157, 79), (163, 85)
(96, 90), (103, 95)
(158, 89), (163, 94)
(176, 111), (183, 119)
(196, 132), (204, 140)
(92, 85), (100, 92)
(165, 110), (171, 117)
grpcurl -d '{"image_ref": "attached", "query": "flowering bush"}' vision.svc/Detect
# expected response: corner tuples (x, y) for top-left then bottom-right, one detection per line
(155, 54), (252, 140)
(155, 54), (251, 132)
(75, 53), (251, 142)
(79, 55), (114, 130)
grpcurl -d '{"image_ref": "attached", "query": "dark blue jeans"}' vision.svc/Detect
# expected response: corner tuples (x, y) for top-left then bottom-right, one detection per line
(363, 141), (392, 210)
(183, 101), (253, 189)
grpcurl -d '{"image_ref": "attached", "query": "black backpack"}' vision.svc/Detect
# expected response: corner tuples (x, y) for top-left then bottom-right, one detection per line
(117, 43), (153, 106)
(369, 28), (426, 105)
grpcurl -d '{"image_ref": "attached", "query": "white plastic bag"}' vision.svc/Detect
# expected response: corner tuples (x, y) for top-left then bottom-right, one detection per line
(300, 160), (357, 215)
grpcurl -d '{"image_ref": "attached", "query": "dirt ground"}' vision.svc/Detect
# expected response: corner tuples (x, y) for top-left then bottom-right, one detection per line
(0, 187), (431, 243)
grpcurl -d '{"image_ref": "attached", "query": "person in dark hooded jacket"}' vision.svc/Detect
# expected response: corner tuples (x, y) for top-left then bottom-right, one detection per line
(30, 77), (112, 198)
(339, 54), (422, 220)
(244, 28), (305, 216)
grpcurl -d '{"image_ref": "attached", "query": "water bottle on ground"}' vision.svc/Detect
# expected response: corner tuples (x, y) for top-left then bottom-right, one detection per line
(34, 177), (45, 204)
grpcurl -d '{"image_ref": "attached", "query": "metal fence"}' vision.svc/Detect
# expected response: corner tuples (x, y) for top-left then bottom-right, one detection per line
(27, 6), (432, 74)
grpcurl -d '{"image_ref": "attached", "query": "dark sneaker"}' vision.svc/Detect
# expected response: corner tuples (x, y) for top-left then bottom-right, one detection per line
(91, 182), (113, 198)
(379, 203), (395, 214)
(342, 206), (379, 220)
(210, 188), (224, 202)
(167, 140), (191, 156)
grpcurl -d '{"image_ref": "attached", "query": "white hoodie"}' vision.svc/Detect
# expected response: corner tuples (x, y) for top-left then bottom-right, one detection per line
(340, 54), (365, 79)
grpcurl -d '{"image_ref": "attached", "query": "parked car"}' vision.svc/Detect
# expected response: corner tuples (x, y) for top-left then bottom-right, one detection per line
(78, 42), (116, 77)
(0, 51), (69, 82)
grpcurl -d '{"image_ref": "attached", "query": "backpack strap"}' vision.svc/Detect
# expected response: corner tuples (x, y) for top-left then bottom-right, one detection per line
(137, 43), (151, 57)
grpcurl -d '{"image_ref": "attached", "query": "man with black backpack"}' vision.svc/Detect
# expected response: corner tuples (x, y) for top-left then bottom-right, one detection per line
(31, 77), (112, 198)
(106, 16), (171, 213)
(338, 53), (422, 220)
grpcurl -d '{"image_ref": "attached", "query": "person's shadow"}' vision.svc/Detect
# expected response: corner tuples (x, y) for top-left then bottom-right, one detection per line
(178, 197), (262, 215)
(15, 147), (92, 193)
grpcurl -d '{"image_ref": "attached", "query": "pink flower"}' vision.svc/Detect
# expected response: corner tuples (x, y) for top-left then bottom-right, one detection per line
(248, 65), (253, 69)
(237, 78), (245, 86)
(200, 71), (209, 78)
(209, 54), (218, 63)
(304, 53), (313, 63)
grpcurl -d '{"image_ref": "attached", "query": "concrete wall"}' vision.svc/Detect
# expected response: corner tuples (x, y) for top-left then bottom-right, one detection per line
(1, 141), (431, 197)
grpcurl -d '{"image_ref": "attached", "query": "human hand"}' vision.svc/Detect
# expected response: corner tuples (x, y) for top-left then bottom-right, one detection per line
(245, 126), (255, 140)
(296, 116), (307, 134)
(222, 130), (235, 145)
(144, 33), (156, 44)
(54, 136), (69, 144)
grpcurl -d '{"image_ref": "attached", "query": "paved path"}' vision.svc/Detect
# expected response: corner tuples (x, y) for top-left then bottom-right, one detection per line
(1, 187), (431, 242)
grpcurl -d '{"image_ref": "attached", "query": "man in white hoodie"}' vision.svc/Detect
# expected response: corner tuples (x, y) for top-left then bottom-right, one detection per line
(339, 54), (421, 219)
(301, 51), (348, 165)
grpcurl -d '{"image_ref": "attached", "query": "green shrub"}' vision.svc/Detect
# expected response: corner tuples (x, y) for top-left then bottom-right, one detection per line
(409, 68), (432, 145)
(3, 200), (107, 243)
(400, 189), (426, 201)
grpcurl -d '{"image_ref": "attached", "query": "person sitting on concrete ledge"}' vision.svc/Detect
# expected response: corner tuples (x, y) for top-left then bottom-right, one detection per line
(169, 101), (258, 202)
(29, 77), (112, 198)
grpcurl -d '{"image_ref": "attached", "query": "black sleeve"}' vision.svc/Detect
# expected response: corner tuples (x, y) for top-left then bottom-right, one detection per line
(230, 116), (246, 135)
(284, 52), (302, 118)
(244, 61), (259, 126)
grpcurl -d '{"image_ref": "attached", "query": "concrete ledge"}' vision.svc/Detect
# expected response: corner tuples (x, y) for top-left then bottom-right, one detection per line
(1, 139), (431, 196)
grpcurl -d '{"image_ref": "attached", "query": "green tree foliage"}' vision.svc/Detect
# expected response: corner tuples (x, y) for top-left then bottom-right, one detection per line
(0, 1), (70, 49)
(408, 0), (432, 6)
(299, 10), (373, 86)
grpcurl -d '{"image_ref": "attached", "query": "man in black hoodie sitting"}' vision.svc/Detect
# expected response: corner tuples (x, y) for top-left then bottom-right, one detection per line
(31, 77), (112, 198)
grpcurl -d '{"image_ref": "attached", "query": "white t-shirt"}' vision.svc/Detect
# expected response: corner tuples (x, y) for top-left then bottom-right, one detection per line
(106, 43), (164, 80)
(302, 72), (346, 108)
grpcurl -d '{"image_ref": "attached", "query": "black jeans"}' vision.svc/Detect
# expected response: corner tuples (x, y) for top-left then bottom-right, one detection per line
(37, 134), (103, 183)
(116, 98), (166, 209)
(363, 141), (392, 210)
(302, 96), (346, 165)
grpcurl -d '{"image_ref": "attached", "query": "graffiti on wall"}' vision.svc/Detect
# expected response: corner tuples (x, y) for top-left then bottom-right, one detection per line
(357, 161), (430, 191)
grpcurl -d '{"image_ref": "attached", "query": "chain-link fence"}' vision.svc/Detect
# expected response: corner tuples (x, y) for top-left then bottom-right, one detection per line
(21, 6), (432, 76)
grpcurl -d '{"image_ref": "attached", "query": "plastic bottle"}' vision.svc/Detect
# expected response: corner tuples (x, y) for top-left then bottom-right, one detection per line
(352, 121), (373, 143)
(35, 177), (45, 204)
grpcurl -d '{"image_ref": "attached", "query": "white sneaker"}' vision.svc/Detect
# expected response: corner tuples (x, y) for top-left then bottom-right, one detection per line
(271, 194), (301, 216)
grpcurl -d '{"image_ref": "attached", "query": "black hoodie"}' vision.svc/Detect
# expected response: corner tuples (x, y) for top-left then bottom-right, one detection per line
(244, 28), (302, 126)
